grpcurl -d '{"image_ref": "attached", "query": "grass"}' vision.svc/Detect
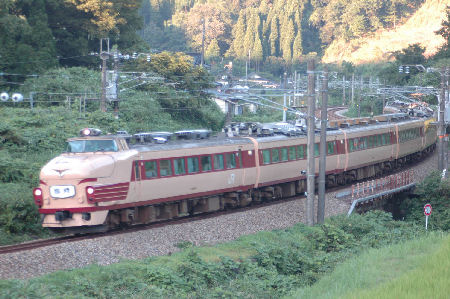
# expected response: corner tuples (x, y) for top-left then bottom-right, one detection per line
(286, 232), (449, 299)
(0, 212), (445, 298)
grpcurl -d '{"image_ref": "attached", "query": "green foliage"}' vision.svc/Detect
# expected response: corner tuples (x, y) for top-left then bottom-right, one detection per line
(0, 183), (42, 235)
(393, 43), (426, 65)
(401, 172), (450, 231)
(0, 211), (429, 297)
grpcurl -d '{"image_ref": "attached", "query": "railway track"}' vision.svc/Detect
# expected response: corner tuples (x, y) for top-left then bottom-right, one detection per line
(0, 145), (435, 256)
(0, 192), (321, 255)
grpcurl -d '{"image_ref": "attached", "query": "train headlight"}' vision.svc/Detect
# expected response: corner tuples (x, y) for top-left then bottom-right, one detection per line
(86, 186), (96, 203)
(80, 128), (102, 137)
(33, 188), (43, 207)
(86, 186), (94, 194)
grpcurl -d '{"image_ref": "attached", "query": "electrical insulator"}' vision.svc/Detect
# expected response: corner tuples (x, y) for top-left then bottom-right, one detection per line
(398, 66), (403, 73)
(146, 55), (151, 62)
(405, 66), (410, 74)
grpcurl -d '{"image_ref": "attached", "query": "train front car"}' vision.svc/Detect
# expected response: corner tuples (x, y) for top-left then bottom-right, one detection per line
(34, 128), (135, 233)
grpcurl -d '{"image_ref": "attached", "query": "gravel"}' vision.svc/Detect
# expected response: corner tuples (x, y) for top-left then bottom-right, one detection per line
(0, 152), (438, 280)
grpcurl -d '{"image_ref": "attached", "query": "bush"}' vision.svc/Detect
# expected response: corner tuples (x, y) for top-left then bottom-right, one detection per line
(401, 172), (450, 231)
(0, 183), (44, 236)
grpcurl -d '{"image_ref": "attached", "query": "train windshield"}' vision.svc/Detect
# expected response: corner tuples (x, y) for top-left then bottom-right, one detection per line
(66, 139), (118, 153)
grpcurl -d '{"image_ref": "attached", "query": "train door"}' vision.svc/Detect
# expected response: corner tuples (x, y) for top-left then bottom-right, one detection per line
(131, 160), (142, 203)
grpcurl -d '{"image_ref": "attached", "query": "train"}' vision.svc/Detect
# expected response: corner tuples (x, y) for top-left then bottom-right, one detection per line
(33, 113), (437, 233)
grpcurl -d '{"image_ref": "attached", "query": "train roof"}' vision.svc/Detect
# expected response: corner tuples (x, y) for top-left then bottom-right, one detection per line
(127, 115), (430, 153)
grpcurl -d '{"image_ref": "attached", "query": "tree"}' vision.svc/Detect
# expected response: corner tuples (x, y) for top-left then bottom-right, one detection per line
(393, 43), (426, 65)
(66, 0), (125, 36)
(281, 17), (295, 63)
(252, 31), (263, 68)
(176, 2), (232, 54)
(0, 0), (58, 82)
(205, 38), (220, 62)
(269, 17), (279, 57)
(436, 6), (450, 44)
(229, 11), (246, 59)
(292, 31), (302, 60)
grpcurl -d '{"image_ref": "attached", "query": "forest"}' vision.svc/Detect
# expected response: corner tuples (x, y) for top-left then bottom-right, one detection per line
(1, 0), (428, 81)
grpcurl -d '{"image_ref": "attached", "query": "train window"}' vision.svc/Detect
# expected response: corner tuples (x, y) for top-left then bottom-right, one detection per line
(358, 137), (367, 150)
(160, 159), (172, 177)
(174, 158), (186, 175)
(214, 154), (224, 170)
(280, 148), (288, 161)
(382, 134), (387, 145)
(226, 153), (236, 169)
(297, 146), (305, 159)
(187, 157), (199, 174)
(371, 136), (375, 147)
(327, 141), (334, 155)
(201, 156), (212, 172)
(144, 161), (158, 178)
(288, 147), (296, 160)
(314, 144), (319, 156)
(272, 149), (280, 163)
(262, 150), (271, 164)
(67, 139), (118, 153)
(377, 135), (382, 146)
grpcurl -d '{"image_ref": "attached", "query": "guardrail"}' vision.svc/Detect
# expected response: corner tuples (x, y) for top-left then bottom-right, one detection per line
(336, 170), (416, 216)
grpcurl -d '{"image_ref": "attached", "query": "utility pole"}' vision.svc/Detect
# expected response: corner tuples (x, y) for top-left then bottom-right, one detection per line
(446, 67), (449, 170)
(294, 70), (297, 106)
(351, 73), (355, 107)
(438, 67), (446, 171)
(306, 59), (316, 226)
(113, 50), (119, 118)
(318, 66), (328, 224)
(283, 72), (287, 122)
(201, 18), (205, 67)
(100, 38), (110, 112)
(342, 75), (346, 105)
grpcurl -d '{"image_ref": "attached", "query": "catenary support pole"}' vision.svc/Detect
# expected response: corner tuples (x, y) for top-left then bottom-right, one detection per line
(318, 66), (328, 224)
(438, 67), (446, 171)
(283, 72), (287, 122)
(306, 60), (316, 226)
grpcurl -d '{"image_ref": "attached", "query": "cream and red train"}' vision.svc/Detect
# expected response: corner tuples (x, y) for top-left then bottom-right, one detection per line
(33, 114), (437, 232)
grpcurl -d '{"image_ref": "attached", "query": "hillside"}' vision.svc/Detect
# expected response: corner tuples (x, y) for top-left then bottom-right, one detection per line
(323, 0), (449, 64)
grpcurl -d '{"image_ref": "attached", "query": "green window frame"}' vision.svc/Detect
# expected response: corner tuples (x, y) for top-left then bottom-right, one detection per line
(280, 148), (288, 161)
(272, 148), (280, 163)
(288, 146), (296, 160)
(159, 159), (172, 177)
(214, 154), (224, 170)
(262, 149), (271, 164)
(174, 158), (186, 175)
(349, 139), (354, 152)
(201, 156), (212, 172)
(187, 157), (199, 174)
(327, 141), (334, 155)
(297, 146), (305, 159)
(226, 153), (236, 169)
(314, 143), (319, 157)
(144, 161), (158, 178)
